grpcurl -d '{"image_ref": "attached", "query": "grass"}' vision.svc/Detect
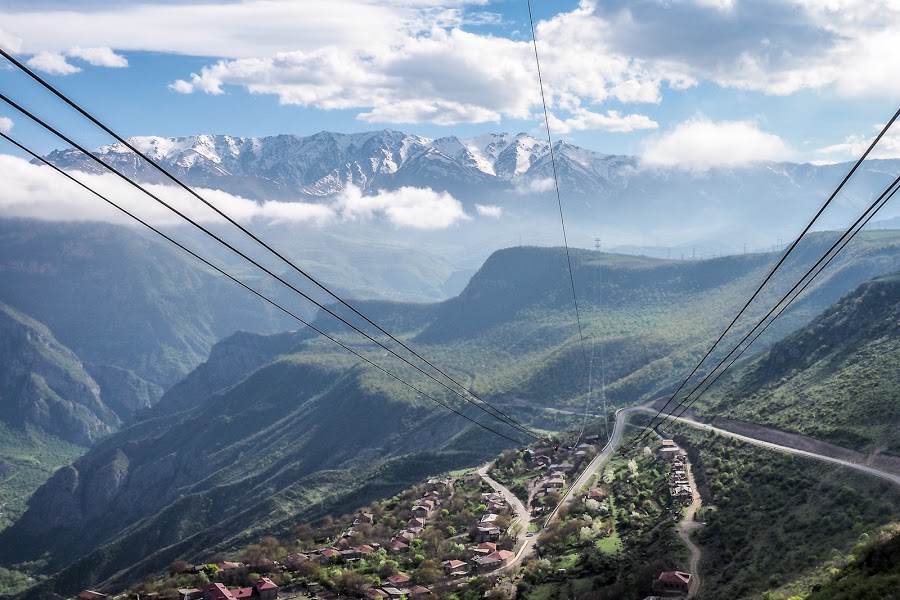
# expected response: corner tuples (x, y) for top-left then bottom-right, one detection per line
(596, 531), (622, 555)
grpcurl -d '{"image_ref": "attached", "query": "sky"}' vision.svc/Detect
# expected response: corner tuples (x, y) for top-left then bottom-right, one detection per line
(2, 0), (900, 167)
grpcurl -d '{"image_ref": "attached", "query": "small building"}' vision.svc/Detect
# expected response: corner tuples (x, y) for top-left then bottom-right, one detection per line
(79, 591), (108, 600)
(387, 574), (411, 587)
(652, 571), (691, 596)
(472, 542), (497, 555)
(411, 505), (429, 519)
(355, 512), (375, 524)
(388, 540), (409, 554)
(178, 589), (203, 600)
(442, 559), (468, 575)
(381, 587), (406, 600)
(472, 555), (501, 572)
(203, 583), (236, 600)
(487, 550), (515, 566)
(409, 585), (433, 597)
(586, 488), (605, 501)
(364, 589), (388, 600)
(474, 526), (501, 542)
(543, 477), (565, 491)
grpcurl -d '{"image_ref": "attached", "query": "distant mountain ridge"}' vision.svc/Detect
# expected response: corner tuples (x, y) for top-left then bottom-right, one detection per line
(43, 130), (900, 252)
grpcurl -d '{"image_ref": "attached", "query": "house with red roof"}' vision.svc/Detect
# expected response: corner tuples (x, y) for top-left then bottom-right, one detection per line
(442, 559), (468, 575)
(651, 571), (691, 596)
(386, 573), (411, 586)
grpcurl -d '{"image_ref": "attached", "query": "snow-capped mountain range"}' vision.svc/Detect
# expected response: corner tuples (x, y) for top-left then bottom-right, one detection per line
(42, 129), (900, 252)
(44, 130), (632, 199)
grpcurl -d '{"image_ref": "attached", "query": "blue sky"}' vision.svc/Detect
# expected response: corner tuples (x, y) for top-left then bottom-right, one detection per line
(3, 0), (900, 165)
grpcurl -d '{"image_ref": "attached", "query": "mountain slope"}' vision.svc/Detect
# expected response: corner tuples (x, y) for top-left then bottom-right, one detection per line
(1, 350), (509, 597)
(6, 234), (900, 598)
(700, 271), (900, 455)
(0, 219), (295, 389)
(0, 302), (119, 445)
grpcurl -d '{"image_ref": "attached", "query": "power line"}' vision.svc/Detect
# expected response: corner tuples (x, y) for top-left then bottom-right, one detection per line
(629, 104), (900, 446)
(0, 130), (527, 445)
(661, 172), (900, 428)
(0, 47), (538, 441)
(0, 90), (540, 441)
(525, 0), (590, 377)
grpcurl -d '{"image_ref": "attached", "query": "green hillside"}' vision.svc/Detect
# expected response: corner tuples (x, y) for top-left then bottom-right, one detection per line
(6, 233), (900, 598)
(699, 271), (900, 454)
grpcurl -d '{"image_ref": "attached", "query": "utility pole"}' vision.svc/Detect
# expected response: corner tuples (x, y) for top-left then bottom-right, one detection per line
(594, 237), (602, 252)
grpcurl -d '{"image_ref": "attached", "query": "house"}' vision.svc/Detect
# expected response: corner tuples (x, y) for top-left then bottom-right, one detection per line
(409, 585), (433, 597)
(672, 485), (693, 501)
(583, 435), (600, 444)
(251, 578), (278, 600)
(411, 505), (429, 519)
(387, 574), (412, 586)
(355, 544), (376, 556)
(203, 583), (236, 600)
(78, 591), (108, 600)
(319, 548), (342, 562)
(388, 540), (409, 554)
(652, 571), (691, 596)
(586, 488), (605, 501)
(552, 462), (575, 474)
(364, 589), (388, 599)
(474, 526), (501, 542)
(487, 550), (515, 566)
(408, 517), (426, 528)
(472, 555), (501, 572)
(543, 477), (565, 491)
(178, 589), (203, 600)
(472, 542), (497, 555)
(381, 587), (407, 600)
(442, 559), (468, 575)
(355, 512), (375, 524)
(479, 513), (498, 524)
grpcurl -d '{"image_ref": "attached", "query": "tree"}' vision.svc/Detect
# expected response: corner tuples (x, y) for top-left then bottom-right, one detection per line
(169, 560), (192, 576)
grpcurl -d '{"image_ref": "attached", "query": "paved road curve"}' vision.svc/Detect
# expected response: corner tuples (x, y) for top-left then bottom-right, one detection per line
(636, 408), (900, 488)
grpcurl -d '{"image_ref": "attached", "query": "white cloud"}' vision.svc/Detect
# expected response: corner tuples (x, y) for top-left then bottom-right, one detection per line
(335, 184), (470, 229)
(0, 117), (12, 134)
(25, 51), (80, 75)
(0, 155), (470, 230)
(514, 177), (556, 195)
(815, 126), (900, 162)
(641, 117), (794, 170)
(68, 46), (128, 68)
(0, 28), (22, 53)
(475, 203), (502, 218)
(548, 109), (658, 134)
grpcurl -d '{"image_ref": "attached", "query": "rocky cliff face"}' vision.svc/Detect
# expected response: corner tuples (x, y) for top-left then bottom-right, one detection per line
(0, 303), (120, 445)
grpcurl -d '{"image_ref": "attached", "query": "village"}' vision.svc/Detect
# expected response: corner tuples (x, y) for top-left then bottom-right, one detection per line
(76, 435), (701, 600)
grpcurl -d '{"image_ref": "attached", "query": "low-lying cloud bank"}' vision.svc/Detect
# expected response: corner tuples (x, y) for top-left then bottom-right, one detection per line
(0, 155), (479, 230)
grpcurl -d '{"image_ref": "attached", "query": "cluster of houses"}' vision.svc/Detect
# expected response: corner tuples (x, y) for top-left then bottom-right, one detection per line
(657, 440), (692, 503)
(526, 436), (600, 516)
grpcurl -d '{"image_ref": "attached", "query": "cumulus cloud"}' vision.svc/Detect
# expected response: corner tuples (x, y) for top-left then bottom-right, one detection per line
(68, 46), (128, 68)
(548, 109), (658, 134)
(335, 184), (470, 229)
(0, 155), (470, 230)
(641, 117), (794, 170)
(0, 117), (12, 134)
(26, 51), (80, 75)
(815, 126), (900, 162)
(475, 204), (502, 218)
(7, 0), (900, 127)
